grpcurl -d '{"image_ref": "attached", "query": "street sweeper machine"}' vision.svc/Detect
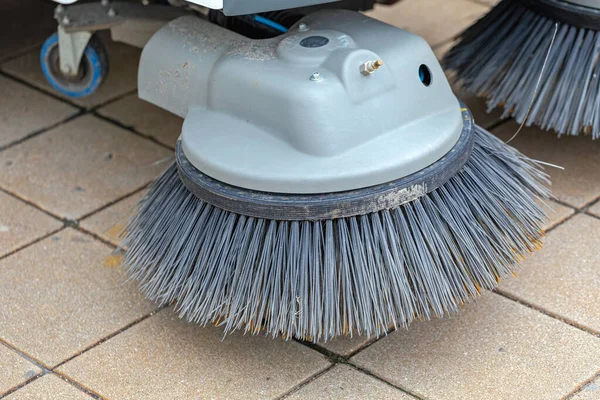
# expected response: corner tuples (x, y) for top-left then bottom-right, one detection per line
(41, 0), (551, 341)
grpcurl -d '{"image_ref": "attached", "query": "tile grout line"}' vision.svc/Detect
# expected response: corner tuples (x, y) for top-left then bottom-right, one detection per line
(275, 363), (337, 400)
(0, 227), (65, 263)
(293, 339), (425, 400)
(87, 88), (139, 111)
(485, 117), (512, 132)
(0, 339), (52, 372)
(543, 209), (577, 236)
(74, 224), (119, 250)
(541, 197), (600, 235)
(0, 185), (121, 252)
(0, 111), (87, 154)
(77, 183), (149, 222)
(0, 69), (138, 113)
(551, 194), (600, 214)
(492, 291), (600, 339)
(0, 177), (156, 252)
(50, 371), (105, 400)
(580, 196), (600, 220)
(0, 43), (49, 65)
(563, 370), (600, 400)
(346, 362), (425, 400)
(0, 372), (47, 399)
(51, 307), (166, 370)
(0, 187), (65, 223)
(92, 111), (176, 152)
(0, 70), (82, 110)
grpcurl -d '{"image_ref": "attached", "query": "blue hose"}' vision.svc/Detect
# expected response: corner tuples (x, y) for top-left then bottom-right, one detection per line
(253, 15), (288, 33)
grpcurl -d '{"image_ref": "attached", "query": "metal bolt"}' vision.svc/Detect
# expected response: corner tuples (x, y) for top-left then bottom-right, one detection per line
(298, 23), (308, 32)
(360, 59), (384, 76)
(107, 7), (117, 16)
(310, 72), (323, 81)
(101, 0), (110, 6)
(61, 15), (70, 25)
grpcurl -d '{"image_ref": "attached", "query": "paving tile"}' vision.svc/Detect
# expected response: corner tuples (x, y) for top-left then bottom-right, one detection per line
(352, 293), (600, 400)
(471, 0), (501, 6)
(59, 309), (331, 400)
(573, 378), (600, 400)
(499, 215), (600, 334)
(0, 115), (171, 220)
(366, 0), (489, 47)
(97, 94), (183, 148)
(5, 375), (90, 400)
(80, 190), (145, 246)
(433, 40), (455, 60)
(493, 122), (600, 208)
(458, 89), (504, 130)
(0, 345), (41, 396)
(0, 76), (78, 148)
(1, 32), (140, 108)
(0, 228), (156, 366)
(0, 191), (62, 258)
(0, 0), (57, 63)
(287, 365), (414, 400)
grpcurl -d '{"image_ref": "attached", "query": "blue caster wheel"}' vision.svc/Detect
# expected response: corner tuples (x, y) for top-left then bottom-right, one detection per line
(40, 33), (109, 98)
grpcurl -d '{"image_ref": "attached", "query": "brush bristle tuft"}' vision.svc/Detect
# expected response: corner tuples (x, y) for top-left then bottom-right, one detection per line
(121, 126), (549, 341)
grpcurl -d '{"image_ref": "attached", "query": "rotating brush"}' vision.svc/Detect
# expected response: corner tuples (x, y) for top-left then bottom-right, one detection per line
(121, 10), (551, 341)
(444, 0), (600, 138)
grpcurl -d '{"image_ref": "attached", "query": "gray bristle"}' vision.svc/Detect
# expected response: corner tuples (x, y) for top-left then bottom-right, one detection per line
(120, 126), (549, 342)
(443, 0), (600, 138)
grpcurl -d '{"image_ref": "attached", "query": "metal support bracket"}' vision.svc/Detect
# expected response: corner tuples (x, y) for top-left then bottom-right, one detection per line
(54, 2), (189, 33)
(54, 1), (189, 50)
(57, 25), (92, 76)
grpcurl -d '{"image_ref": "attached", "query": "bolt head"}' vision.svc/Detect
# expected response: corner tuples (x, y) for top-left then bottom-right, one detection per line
(298, 23), (308, 32)
(107, 7), (117, 16)
(61, 15), (70, 25)
(310, 72), (322, 81)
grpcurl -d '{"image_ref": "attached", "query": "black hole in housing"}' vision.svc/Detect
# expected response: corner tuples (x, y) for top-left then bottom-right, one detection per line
(419, 64), (432, 86)
(300, 36), (330, 48)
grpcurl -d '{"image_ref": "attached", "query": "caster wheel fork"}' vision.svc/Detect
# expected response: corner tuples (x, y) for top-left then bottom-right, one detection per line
(40, 31), (109, 98)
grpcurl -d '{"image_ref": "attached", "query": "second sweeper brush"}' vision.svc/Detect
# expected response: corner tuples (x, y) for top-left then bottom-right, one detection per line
(444, 0), (600, 138)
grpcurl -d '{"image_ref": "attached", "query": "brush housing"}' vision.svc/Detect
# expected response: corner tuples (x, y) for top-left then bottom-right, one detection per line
(138, 10), (463, 193)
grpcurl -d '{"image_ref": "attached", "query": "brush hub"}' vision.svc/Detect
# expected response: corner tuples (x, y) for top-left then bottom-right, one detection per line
(139, 10), (464, 194)
(176, 102), (474, 221)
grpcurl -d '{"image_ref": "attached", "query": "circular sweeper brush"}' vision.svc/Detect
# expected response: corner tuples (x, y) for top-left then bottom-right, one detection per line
(121, 10), (551, 341)
(444, 0), (600, 138)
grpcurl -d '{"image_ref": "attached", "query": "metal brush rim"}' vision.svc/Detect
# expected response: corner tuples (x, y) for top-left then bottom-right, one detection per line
(176, 103), (475, 221)
(519, 0), (600, 29)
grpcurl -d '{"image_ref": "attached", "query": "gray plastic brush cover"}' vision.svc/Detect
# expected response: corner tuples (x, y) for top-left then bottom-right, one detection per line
(138, 10), (464, 194)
